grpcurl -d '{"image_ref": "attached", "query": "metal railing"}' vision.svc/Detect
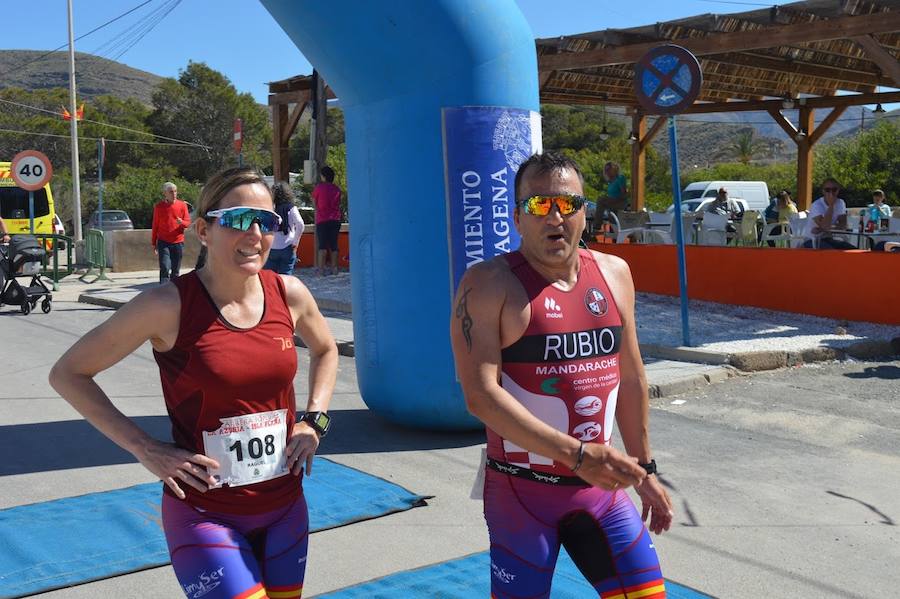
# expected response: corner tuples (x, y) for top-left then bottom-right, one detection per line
(31, 233), (76, 291)
(79, 228), (110, 283)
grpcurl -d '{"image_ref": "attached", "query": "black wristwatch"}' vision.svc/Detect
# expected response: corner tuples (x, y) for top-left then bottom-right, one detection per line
(639, 459), (657, 475)
(301, 411), (331, 437)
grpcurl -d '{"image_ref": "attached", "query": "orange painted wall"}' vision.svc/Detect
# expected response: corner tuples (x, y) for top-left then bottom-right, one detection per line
(296, 229), (350, 268)
(588, 243), (900, 326)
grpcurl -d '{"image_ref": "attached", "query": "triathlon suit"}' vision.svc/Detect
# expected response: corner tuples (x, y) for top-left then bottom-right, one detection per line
(484, 249), (665, 599)
(155, 270), (306, 599)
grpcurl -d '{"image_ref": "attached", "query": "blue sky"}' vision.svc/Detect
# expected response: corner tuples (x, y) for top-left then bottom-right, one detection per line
(0, 0), (893, 108)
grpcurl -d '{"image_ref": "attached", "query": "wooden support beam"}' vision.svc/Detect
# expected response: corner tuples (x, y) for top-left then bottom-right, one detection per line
(272, 103), (290, 184)
(683, 90), (900, 114)
(538, 11), (900, 71)
(631, 112), (647, 212)
(766, 108), (800, 139)
(796, 107), (815, 211)
(539, 70), (554, 90)
(809, 105), (848, 146)
(268, 90), (310, 106)
(312, 71), (328, 178)
(641, 116), (667, 151)
(282, 101), (308, 147)
(710, 51), (892, 88)
(851, 35), (900, 86)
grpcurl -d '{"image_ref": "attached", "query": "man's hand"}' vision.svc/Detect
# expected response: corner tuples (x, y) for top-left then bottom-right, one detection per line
(576, 443), (646, 491)
(636, 475), (674, 534)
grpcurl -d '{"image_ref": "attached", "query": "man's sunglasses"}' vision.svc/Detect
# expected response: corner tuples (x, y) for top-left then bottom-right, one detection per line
(204, 206), (282, 233)
(823, 187), (839, 193)
(518, 194), (587, 216)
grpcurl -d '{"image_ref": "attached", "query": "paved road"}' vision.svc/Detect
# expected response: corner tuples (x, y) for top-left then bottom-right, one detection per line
(1, 298), (898, 598)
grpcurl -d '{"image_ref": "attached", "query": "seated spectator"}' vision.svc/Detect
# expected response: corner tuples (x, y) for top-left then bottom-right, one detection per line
(704, 188), (741, 235)
(765, 190), (798, 247)
(868, 189), (891, 219)
(873, 241), (900, 253)
(802, 178), (855, 250)
(764, 197), (779, 224)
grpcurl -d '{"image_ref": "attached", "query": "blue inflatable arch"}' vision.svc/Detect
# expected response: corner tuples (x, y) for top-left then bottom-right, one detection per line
(261, 0), (539, 430)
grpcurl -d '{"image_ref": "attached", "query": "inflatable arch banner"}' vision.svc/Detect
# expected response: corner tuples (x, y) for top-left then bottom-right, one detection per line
(261, 0), (540, 430)
(443, 107), (541, 294)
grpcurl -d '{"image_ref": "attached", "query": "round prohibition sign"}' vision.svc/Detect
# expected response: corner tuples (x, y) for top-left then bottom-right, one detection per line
(11, 150), (53, 191)
(634, 45), (702, 115)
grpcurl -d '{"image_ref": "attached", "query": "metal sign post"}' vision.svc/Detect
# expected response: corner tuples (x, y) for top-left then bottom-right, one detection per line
(634, 45), (702, 347)
(234, 118), (243, 167)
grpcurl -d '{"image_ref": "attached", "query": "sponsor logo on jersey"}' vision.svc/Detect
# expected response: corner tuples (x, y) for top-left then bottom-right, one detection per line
(540, 377), (561, 394)
(572, 421), (602, 441)
(544, 296), (563, 319)
(491, 561), (517, 584)
(574, 395), (603, 416)
(182, 566), (225, 598)
(585, 288), (609, 317)
(273, 336), (294, 350)
(501, 326), (622, 364)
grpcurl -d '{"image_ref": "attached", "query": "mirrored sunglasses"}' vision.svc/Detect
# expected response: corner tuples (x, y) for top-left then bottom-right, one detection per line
(204, 206), (282, 233)
(518, 194), (587, 216)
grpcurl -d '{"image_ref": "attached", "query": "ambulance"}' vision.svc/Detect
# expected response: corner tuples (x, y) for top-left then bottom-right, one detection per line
(0, 161), (57, 240)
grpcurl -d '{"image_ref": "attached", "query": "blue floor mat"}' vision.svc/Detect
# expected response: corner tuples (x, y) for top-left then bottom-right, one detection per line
(0, 457), (428, 599)
(319, 550), (714, 598)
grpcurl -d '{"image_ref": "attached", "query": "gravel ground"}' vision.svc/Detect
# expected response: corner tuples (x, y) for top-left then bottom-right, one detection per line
(294, 268), (900, 354)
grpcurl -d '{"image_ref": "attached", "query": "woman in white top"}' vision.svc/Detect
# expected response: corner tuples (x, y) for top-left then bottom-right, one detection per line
(264, 182), (305, 274)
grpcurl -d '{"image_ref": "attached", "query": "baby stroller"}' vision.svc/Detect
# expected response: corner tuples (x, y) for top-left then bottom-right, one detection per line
(0, 235), (52, 315)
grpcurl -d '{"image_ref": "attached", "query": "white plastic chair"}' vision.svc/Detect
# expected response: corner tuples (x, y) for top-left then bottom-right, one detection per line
(615, 211), (650, 244)
(698, 213), (728, 245)
(760, 221), (792, 247)
(790, 214), (810, 248)
(733, 210), (759, 246)
(668, 213), (696, 245)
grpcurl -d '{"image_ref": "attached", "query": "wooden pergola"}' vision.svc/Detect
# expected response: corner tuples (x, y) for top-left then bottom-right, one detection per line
(536, 0), (900, 210)
(268, 71), (334, 183)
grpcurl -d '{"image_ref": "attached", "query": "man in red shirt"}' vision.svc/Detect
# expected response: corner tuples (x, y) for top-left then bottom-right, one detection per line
(151, 182), (191, 283)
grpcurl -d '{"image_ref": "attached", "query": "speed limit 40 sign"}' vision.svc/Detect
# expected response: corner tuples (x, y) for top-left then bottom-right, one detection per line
(11, 150), (53, 191)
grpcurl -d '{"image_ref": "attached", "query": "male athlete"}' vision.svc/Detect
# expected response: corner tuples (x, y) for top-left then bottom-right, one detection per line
(450, 152), (673, 598)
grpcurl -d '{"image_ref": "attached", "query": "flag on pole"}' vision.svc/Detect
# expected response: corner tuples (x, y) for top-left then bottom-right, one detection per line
(61, 103), (84, 121)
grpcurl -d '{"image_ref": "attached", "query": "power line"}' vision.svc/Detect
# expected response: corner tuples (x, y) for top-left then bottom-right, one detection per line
(94, 0), (182, 62)
(0, 126), (210, 148)
(0, 0), (155, 80)
(0, 96), (211, 149)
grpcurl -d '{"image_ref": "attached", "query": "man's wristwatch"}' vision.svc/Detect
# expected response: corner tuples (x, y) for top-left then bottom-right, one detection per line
(639, 459), (657, 475)
(300, 411), (331, 437)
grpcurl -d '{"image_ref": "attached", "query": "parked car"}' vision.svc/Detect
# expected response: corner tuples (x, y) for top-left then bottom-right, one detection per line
(86, 210), (134, 232)
(666, 181), (770, 214)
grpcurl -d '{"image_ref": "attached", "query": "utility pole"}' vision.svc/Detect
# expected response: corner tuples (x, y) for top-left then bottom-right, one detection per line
(67, 0), (83, 241)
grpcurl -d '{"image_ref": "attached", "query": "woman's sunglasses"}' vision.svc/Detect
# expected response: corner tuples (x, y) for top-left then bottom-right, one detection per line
(518, 194), (587, 216)
(204, 206), (282, 233)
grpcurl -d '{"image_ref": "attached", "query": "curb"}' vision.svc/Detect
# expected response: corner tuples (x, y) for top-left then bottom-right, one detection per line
(648, 366), (736, 400)
(315, 298), (352, 314)
(643, 341), (900, 374)
(77, 294), (124, 309)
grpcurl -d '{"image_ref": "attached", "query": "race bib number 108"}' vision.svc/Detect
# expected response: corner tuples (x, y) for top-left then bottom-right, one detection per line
(202, 409), (289, 488)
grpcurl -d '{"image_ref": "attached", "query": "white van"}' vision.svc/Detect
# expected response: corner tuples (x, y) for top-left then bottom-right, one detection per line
(666, 181), (770, 214)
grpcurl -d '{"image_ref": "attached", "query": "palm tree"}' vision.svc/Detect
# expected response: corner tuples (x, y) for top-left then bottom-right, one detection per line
(728, 129), (767, 164)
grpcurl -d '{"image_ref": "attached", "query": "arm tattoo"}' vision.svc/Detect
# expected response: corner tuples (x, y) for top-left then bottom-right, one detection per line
(455, 287), (474, 352)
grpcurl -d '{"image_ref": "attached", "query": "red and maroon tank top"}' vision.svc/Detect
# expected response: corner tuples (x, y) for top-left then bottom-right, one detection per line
(153, 269), (299, 514)
(488, 249), (623, 476)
